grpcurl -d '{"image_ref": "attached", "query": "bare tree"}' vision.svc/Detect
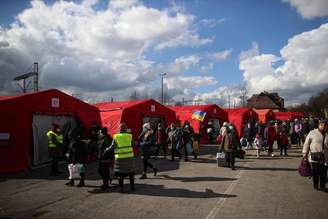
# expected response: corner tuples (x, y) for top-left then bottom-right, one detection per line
(239, 84), (248, 107)
(129, 90), (138, 100)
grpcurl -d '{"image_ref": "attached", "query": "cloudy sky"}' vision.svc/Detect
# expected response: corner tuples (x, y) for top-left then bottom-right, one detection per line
(0, 0), (327, 106)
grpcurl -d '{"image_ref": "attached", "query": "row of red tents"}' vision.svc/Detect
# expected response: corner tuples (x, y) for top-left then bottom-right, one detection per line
(0, 89), (304, 173)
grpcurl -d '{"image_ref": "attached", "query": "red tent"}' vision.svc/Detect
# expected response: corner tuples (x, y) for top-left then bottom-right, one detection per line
(94, 99), (176, 141)
(0, 89), (101, 173)
(274, 112), (304, 121)
(224, 108), (259, 138)
(169, 105), (228, 143)
(254, 109), (275, 124)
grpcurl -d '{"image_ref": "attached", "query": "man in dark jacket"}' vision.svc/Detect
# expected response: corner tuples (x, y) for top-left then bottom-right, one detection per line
(154, 123), (167, 159)
(244, 123), (254, 149)
(182, 121), (197, 161)
(139, 123), (157, 179)
(97, 127), (113, 190)
(65, 134), (87, 187)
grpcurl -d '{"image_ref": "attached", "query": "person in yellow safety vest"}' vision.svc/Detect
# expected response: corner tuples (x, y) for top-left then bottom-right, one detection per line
(109, 123), (135, 193)
(47, 123), (64, 176)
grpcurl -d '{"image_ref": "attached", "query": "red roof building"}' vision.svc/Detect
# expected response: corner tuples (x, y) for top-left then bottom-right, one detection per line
(0, 89), (101, 173)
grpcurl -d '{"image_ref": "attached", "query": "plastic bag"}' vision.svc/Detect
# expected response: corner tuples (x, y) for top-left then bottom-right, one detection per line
(68, 163), (83, 179)
(216, 151), (225, 159)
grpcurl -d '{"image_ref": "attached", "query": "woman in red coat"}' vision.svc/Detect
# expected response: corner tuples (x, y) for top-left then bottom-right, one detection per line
(265, 122), (276, 156)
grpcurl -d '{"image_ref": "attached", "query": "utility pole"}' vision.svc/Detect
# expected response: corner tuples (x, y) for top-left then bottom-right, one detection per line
(160, 73), (167, 104)
(33, 62), (38, 92)
(13, 62), (38, 93)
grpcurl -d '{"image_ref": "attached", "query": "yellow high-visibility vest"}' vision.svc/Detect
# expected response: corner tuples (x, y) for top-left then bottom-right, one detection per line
(113, 133), (133, 160)
(47, 131), (63, 148)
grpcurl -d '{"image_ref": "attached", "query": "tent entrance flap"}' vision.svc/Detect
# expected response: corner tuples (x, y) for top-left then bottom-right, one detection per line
(32, 115), (76, 165)
(142, 116), (164, 130)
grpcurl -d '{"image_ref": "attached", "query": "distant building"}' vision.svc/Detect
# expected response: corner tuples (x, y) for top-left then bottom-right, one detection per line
(247, 91), (285, 112)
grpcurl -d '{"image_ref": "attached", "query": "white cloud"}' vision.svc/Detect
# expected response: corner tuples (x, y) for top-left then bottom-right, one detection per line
(0, 0), (213, 100)
(239, 23), (328, 105)
(167, 54), (201, 75)
(283, 0), (328, 19)
(239, 41), (259, 61)
(199, 18), (226, 28)
(209, 49), (232, 61)
(166, 49), (232, 76)
(194, 86), (242, 107)
(166, 76), (217, 90)
(109, 0), (139, 9)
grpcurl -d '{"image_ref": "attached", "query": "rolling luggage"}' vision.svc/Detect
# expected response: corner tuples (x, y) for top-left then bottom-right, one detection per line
(216, 151), (226, 167)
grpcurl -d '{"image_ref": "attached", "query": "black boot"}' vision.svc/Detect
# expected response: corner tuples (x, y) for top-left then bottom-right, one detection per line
(129, 174), (135, 192)
(100, 179), (109, 190)
(139, 172), (147, 179)
(153, 168), (158, 176)
(119, 177), (124, 193)
(65, 179), (74, 186)
(77, 179), (85, 187)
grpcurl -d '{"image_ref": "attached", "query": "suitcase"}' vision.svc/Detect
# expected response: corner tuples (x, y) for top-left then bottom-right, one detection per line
(216, 152), (226, 167)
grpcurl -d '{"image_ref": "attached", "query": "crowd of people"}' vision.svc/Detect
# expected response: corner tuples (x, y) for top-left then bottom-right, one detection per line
(234, 117), (321, 158)
(45, 116), (327, 193)
(46, 120), (201, 192)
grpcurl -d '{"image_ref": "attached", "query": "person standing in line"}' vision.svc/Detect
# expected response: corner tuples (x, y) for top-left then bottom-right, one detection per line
(110, 123), (135, 193)
(182, 121), (197, 161)
(295, 119), (303, 147)
(167, 123), (181, 161)
(303, 120), (328, 192)
(289, 119), (296, 145)
(274, 122), (281, 150)
(220, 128), (236, 170)
(65, 134), (87, 187)
(254, 133), (262, 158)
(97, 127), (113, 190)
(279, 129), (289, 156)
(139, 123), (157, 179)
(302, 118), (310, 142)
(265, 122), (276, 157)
(154, 123), (167, 159)
(244, 123), (253, 149)
(47, 123), (64, 176)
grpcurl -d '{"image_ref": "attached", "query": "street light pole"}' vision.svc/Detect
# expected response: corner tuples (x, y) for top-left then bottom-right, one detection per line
(160, 73), (167, 104)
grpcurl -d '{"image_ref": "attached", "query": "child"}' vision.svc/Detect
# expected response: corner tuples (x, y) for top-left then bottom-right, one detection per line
(279, 131), (289, 156)
(253, 133), (262, 158)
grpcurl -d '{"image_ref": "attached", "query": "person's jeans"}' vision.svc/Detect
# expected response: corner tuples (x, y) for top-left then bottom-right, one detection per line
(98, 162), (110, 185)
(225, 152), (235, 168)
(295, 133), (302, 147)
(116, 172), (135, 191)
(280, 144), (288, 155)
(171, 146), (181, 160)
(268, 141), (274, 154)
(143, 157), (154, 173)
(155, 143), (167, 158)
(311, 162), (327, 189)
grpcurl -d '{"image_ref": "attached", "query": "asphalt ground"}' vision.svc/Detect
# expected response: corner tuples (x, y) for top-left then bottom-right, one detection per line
(0, 144), (327, 219)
